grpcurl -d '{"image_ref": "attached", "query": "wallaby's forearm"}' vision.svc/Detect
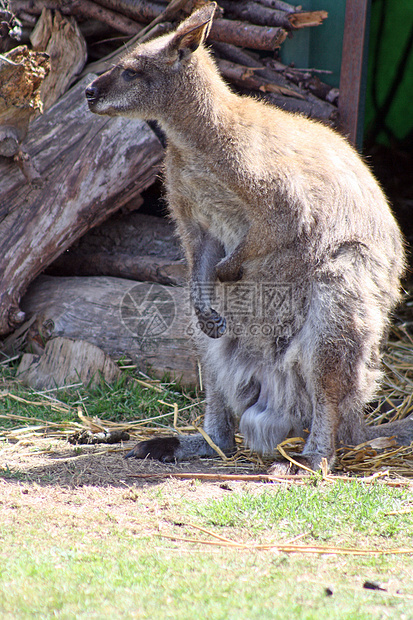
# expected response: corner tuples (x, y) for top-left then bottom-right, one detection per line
(190, 229), (227, 338)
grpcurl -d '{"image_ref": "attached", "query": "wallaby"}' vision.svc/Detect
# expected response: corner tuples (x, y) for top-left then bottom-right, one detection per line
(86, 3), (412, 472)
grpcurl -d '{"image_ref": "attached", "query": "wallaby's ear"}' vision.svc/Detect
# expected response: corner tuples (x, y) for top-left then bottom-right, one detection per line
(169, 2), (216, 56)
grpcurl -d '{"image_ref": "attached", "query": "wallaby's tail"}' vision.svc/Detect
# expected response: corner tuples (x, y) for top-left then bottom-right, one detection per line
(364, 416), (413, 445)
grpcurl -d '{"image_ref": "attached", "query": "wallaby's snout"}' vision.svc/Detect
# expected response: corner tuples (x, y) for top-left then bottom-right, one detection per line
(85, 84), (98, 105)
(85, 82), (103, 114)
(85, 75), (106, 114)
(85, 69), (121, 117)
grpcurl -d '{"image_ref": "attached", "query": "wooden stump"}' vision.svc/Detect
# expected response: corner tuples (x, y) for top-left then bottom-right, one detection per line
(21, 275), (198, 386)
(17, 337), (121, 389)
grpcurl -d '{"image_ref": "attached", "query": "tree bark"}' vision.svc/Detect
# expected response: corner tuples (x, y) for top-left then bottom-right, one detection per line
(0, 75), (164, 336)
(20, 275), (198, 386)
(256, 0), (298, 12)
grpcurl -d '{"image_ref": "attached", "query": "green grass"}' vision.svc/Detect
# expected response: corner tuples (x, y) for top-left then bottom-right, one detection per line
(0, 367), (199, 429)
(0, 481), (413, 619)
(194, 482), (413, 541)
(1, 362), (413, 619)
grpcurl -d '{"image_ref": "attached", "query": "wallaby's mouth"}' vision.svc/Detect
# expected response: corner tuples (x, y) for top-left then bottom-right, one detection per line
(85, 86), (117, 117)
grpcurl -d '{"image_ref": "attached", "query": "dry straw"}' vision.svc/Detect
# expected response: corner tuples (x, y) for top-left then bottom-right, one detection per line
(158, 523), (413, 555)
(1, 307), (413, 479)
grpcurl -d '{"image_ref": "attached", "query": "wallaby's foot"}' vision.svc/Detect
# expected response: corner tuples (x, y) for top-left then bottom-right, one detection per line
(195, 307), (227, 338)
(216, 258), (243, 283)
(126, 433), (233, 461)
(125, 437), (180, 462)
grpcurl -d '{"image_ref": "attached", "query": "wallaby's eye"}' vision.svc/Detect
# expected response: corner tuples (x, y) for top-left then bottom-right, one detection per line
(122, 68), (139, 81)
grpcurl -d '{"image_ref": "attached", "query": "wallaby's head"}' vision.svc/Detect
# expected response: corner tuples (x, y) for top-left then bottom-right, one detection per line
(86, 3), (217, 120)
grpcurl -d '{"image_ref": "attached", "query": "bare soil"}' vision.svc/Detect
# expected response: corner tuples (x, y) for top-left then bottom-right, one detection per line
(0, 437), (264, 533)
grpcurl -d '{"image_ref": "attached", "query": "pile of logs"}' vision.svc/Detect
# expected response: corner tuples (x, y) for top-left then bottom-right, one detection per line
(9, 0), (338, 119)
(0, 0), (336, 387)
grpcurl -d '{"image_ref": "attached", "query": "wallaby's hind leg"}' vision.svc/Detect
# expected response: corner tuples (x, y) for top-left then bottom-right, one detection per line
(289, 278), (385, 472)
(126, 383), (235, 461)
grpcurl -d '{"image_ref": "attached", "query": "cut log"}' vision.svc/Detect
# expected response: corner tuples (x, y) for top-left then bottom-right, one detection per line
(11, 0), (144, 35)
(47, 252), (187, 286)
(218, 1), (294, 30)
(16, 336), (122, 389)
(282, 68), (339, 104)
(256, 1), (298, 12)
(46, 213), (187, 286)
(30, 8), (87, 111)
(213, 42), (338, 122)
(92, 0), (165, 24)
(20, 276), (198, 386)
(70, 0), (144, 35)
(210, 18), (287, 51)
(0, 75), (164, 336)
(215, 58), (303, 99)
(288, 11), (328, 29)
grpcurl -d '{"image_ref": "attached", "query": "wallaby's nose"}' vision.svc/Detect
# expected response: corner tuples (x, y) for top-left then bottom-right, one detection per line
(85, 85), (98, 102)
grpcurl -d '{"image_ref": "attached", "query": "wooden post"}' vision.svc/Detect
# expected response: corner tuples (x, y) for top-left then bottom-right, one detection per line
(338, 0), (371, 149)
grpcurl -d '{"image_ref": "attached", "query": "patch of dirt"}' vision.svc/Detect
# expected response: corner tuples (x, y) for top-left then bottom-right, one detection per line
(0, 437), (264, 487)
(0, 437), (269, 538)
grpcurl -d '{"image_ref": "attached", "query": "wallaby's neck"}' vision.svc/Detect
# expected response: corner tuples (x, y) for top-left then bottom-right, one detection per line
(158, 49), (239, 154)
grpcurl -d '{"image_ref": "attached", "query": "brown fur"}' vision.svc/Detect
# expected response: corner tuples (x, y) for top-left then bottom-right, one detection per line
(86, 3), (412, 471)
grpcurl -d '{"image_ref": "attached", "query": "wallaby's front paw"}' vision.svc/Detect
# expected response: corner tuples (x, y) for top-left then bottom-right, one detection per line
(195, 307), (227, 338)
(125, 436), (180, 462)
(216, 258), (243, 282)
